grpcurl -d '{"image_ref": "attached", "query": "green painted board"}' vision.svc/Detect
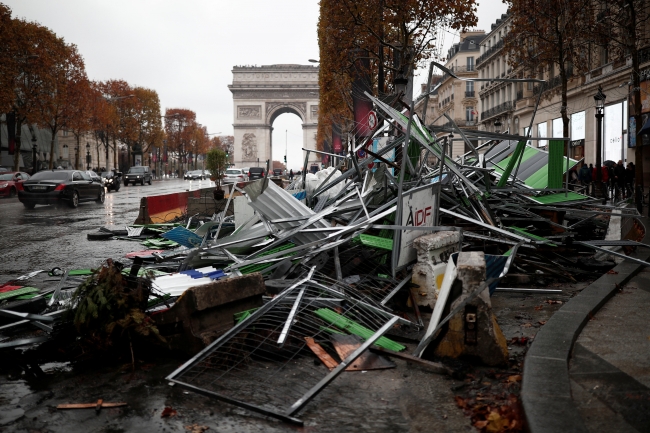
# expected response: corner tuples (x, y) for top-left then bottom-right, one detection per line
(508, 226), (557, 247)
(528, 192), (591, 205)
(547, 140), (565, 189)
(69, 269), (93, 276)
(0, 286), (39, 301)
(358, 234), (393, 251)
(314, 308), (406, 352)
(496, 141), (527, 187)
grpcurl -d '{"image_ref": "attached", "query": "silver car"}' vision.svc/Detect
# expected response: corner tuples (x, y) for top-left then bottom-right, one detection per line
(223, 168), (248, 183)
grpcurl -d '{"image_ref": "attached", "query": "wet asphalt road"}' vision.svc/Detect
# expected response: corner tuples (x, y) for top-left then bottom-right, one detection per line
(0, 178), (214, 281)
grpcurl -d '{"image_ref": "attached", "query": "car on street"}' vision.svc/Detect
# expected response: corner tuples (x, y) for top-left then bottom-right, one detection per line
(248, 167), (265, 180)
(273, 168), (283, 177)
(123, 166), (152, 186)
(18, 169), (105, 209)
(0, 167), (9, 172)
(85, 170), (104, 186)
(0, 171), (30, 198)
(184, 170), (206, 180)
(223, 168), (248, 184)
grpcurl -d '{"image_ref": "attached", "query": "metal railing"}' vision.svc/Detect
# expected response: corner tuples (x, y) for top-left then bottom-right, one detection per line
(465, 90), (475, 98)
(481, 101), (513, 120)
(477, 39), (504, 65)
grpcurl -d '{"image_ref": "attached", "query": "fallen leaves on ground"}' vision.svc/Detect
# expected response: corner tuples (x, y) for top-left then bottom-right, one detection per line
(507, 375), (521, 383)
(534, 305), (544, 311)
(545, 300), (563, 305)
(521, 323), (532, 328)
(538, 320), (547, 326)
(161, 407), (177, 418)
(509, 337), (528, 346)
(185, 424), (209, 433)
(455, 394), (525, 432)
(606, 270), (618, 274)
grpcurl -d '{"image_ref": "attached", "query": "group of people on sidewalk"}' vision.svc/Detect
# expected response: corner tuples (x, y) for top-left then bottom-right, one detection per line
(574, 160), (635, 200)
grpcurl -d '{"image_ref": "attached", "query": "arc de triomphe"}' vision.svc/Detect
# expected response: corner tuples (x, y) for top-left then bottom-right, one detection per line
(229, 64), (320, 168)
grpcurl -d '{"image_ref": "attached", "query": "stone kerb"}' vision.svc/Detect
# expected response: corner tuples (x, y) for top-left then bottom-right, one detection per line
(521, 216), (650, 433)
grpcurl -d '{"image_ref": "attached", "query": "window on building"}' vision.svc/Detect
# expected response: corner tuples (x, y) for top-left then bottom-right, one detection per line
(552, 117), (563, 138)
(571, 111), (585, 140)
(524, 126), (532, 146)
(62, 144), (69, 159)
(466, 106), (475, 122)
(63, 130), (69, 137)
(537, 122), (548, 147)
(466, 81), (474, 95)
(467, 57), (474, 72)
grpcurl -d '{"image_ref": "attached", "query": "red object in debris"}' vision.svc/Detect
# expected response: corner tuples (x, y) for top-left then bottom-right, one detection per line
(125, 250), (164, 259)
(160, 406), (177, 418)
(0, 285), (22, 293)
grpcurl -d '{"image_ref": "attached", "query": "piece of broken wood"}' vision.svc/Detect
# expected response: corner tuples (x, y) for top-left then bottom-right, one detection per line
(304, 337), (338, 370)
(369, 347), (453, 375)
(57, 399), (127, 412)
(330, 334), (395, 371)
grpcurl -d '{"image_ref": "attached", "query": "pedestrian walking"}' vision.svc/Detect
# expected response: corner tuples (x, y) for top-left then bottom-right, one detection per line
(289, 169), (294, 180)
(626, 162), (635, 198)
(578, 163), (591, 188)
(614, 160), (626, 199)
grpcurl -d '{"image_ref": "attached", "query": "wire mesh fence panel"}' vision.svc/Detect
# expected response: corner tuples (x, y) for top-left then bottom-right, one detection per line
(167, 281), (405, 422)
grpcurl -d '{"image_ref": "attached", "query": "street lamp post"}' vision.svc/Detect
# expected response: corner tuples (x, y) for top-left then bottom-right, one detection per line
(31, 135), (38, 175)
(594, 86), (606, 199)
(86, 143), (91, 170)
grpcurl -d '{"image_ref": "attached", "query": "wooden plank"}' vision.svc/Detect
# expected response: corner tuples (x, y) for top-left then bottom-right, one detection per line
(330, 334), (395, 371)
(304, 337), (338, 370)
(57, 401), (127, 410)
(369, 347), (452, 375)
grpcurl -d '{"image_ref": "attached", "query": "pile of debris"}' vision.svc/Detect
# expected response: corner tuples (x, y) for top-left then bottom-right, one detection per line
(1, 91), (648, 427)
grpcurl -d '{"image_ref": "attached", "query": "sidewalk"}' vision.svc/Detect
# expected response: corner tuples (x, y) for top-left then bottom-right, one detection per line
(569, 268), (650, 433)
(521, 216), (650, 433)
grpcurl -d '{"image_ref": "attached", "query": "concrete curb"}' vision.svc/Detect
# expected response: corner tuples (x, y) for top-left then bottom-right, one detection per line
(520, 216), (650, 433)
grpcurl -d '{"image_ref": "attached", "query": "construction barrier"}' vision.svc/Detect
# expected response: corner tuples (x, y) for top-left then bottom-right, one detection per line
(135, 189), (202, 224)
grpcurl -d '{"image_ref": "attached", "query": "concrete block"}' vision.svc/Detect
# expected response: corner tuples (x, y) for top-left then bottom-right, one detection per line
(433, 251), (509, 366)
(410, 231), (459, 308)
(153, 273), (265, 354)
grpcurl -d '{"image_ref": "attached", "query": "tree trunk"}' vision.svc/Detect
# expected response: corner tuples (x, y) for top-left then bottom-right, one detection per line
(49, 134), (56, 169)
(12, 117), (22, 172)
(75, 135), (80, 169)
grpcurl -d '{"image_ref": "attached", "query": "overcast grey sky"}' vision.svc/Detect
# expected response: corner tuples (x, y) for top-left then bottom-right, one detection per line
(5, 0), (506, 169)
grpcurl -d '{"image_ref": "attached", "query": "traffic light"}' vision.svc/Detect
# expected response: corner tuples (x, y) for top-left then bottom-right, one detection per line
(284, 155), (287, 163)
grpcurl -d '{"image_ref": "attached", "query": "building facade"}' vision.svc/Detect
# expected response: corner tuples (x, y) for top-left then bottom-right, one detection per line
(429, 30), (485, 158)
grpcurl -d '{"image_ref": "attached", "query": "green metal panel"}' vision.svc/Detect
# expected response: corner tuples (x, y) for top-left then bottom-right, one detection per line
(496, 141), (527, 187)
(508, 226), (557, 247)
(314, 308), (406, 352)
(529, 192), (591, 204)
(547, 140), (565, 189)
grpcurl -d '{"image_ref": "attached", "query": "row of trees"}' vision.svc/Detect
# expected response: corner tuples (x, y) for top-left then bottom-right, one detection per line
(317, 0), (478, 148)
(504, 0), (650, 209)
(1, 3), (228, 174)
(318, 0), (649, 210)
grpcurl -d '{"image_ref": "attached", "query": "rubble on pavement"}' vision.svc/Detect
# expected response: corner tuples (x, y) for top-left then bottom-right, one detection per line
(1, 93), (649, 427)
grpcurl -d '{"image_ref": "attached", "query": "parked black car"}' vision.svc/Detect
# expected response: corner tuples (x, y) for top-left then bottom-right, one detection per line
(123, 166), (152, 186)
(248, 167), (265, 180)
(18, 169), (105, 209)
(273, 168), (283, 176)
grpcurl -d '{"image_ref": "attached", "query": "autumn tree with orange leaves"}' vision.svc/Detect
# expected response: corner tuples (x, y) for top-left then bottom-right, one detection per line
(164, 108), (197, 174)
(1, 6), (75, 171)
(317, 0), (478, 150)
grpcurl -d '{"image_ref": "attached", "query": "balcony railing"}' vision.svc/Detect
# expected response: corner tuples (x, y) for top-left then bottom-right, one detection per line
(481, 101), (513, 120)
(476, 39), (504, 65)
(516, 90), (523, 101)
(465, 90), (475, 98)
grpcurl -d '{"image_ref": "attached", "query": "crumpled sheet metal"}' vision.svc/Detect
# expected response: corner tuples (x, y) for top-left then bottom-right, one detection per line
(244, 179), (331, 246)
